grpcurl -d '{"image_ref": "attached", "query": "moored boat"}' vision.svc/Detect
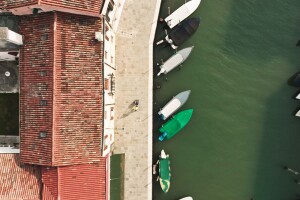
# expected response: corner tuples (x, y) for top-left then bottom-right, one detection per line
(165, 17), (200, 49)
(296, 110), (300, 117)
(179, 197), (193, 200)
(296, 93), (300, 99)
(158, 149), (171, 193)
(157, 46), (194, 76)
(165, 0), (201, 29)
(292, 73), (300, 87)
(159, 109), (193, 141)
(158, 90), (191, 120)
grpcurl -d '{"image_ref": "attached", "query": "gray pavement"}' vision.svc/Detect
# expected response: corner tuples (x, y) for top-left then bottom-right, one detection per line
(113, 0), (161, 199)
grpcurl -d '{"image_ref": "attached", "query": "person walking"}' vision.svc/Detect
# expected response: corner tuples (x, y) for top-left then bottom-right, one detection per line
(132, 100), (139, 111)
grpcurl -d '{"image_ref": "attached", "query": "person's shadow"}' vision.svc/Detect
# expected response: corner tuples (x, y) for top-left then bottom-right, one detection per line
(119, 102), (137, 119)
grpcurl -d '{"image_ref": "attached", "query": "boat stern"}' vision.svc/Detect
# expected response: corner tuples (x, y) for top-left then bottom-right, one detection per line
(159, 178), (170, 193)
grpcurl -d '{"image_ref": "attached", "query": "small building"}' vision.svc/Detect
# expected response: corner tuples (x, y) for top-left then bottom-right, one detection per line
(0, 154), (107, 200)
(19, 11), (104, 166)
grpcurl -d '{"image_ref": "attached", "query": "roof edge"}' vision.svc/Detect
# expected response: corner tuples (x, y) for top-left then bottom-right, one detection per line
(52, 12), (57, 166)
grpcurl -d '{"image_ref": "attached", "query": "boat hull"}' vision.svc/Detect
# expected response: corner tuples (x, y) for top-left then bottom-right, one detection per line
(159, 150), (171, 193)
(166, 18), (200, 49)
(157, 46), (194, 76)
(179, 197), (193, 200)
(159, 109), (193, 141)
(158, 90), (191, 120)
(165, 0), (201, 29)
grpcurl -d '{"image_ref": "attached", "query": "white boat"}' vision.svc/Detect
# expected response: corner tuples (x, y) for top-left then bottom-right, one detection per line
(165, 0), (201, 29)
(158, 90), (191, 120)
(296, 93), (300, 99)
(179, 197), (193, 200)
(157, 46), (194, 76)
(296, 110), (300, 117)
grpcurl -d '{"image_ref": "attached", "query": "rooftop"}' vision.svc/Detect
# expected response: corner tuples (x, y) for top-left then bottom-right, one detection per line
(3, 0), (103, 17)
(19, 12), (104, 166)
(0, 154), (41, 200)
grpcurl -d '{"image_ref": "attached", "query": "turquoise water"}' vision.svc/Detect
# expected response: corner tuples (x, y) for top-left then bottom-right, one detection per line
(153, 0), (300, 199)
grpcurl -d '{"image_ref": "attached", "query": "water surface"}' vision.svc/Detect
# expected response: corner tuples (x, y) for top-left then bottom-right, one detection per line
(153, 0), (300, 199)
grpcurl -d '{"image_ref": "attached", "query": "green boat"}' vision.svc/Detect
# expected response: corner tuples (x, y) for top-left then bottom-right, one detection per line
(159, 109), (193, 141)
(158, 149), (171, 193)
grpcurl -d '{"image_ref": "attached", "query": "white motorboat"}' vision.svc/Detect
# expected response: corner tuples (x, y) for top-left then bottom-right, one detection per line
(296, 93), (300, 99)
(179, 197), (193, 200)
(296, 110), (300, 117)
(158, 90), (191, 120)
(165, 0), (201, 29)
(157, 46), (194, 76)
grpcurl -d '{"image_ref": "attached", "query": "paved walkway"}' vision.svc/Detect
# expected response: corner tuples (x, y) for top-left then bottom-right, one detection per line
(113, 0), (161, 200)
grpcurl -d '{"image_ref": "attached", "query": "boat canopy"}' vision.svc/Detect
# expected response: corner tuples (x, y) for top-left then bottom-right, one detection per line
(169, 18), (200, 47)
(159, 99), (181, 119)
(159, 109), (193, 140)
(161, 54), (184, 72)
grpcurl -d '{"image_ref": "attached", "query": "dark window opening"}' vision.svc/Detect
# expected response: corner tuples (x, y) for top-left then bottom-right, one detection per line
(41, 34), (48, 41)
(39, 131), (47, 138)
(39, 71), (47, 77)
(40, 100), (47, 106)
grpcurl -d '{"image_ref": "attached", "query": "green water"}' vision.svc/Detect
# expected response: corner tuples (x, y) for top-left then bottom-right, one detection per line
(110, 154), (124, 200)
(153, 0), (300, 200)
(0, 94), (19, 135)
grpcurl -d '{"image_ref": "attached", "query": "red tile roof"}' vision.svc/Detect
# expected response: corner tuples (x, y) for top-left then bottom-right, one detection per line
(0, 154), (42, 200)
(4, 0), (103, 16)
(19, 12), (103, 166)
(19, 12), (55, 166)
(0, 155), (107, 200)
(4, 0), (38, 8)
(40, 0), (103, 15)
(42, 157), (107, 200)
(42, 167), (58, 200)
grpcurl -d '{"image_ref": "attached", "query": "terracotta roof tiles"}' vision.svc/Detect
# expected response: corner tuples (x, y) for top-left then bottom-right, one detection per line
(42, 158), (107, 200)
(4, 0), (103, 16)
(19, 12), (103, 166)
(0, 154), (42, 200)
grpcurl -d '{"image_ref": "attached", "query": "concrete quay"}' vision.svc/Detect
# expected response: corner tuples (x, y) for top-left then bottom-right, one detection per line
(113, 0), (161, 199)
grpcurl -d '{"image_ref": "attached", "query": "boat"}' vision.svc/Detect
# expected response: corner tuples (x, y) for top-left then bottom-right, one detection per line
(158, 90), (191, 120)
(159, 109), (193, 141)
(165, 0), (201, 29)
(296, 93), (300, 99)
(157, 47), (194, 76)
(296, 110), (300, 117)
(179, 197), (193, 200)
(158, 149), (171, 193)
(165, 17), (200, 49)
(293, 73), (300, 87)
